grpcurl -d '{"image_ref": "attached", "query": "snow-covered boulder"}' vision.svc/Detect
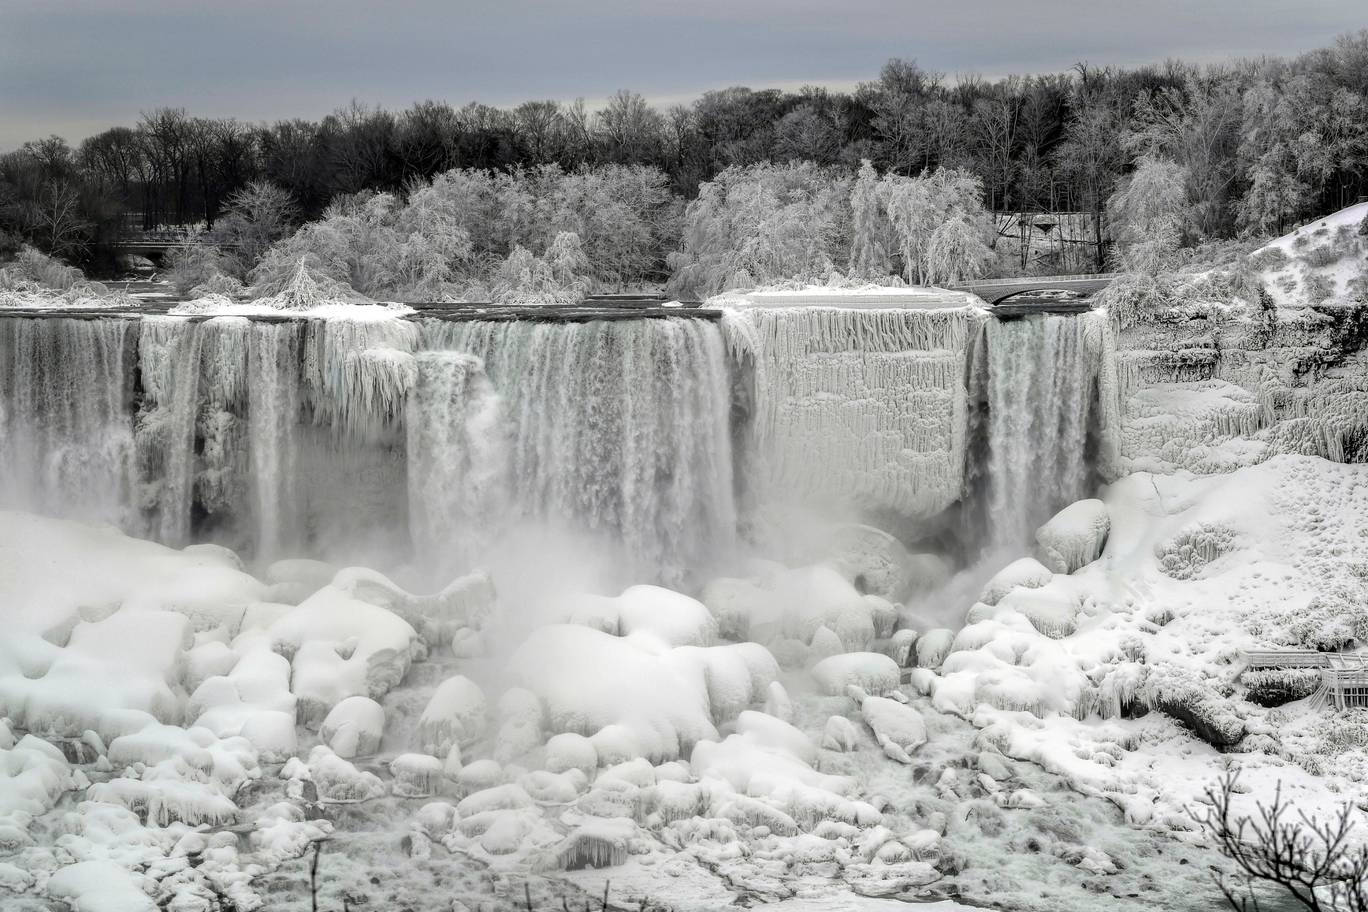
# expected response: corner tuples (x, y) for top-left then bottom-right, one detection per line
(980, 558), (1054, 606)
(544, 732), (598, 777)
(851, 689), (927, 763)
(995, 583), (1084, 638)
(1034, 499), (1110, 574)
(47, 860), (156, 912)
(811, 652), (900, 696)
(307, 745), (386, 802)
(319, 696), (385, 759)
(267, 586), (420, 725)
(1142, 667), (1246, 748)
(822, 715), (860, 752)
(332, 566), (496, 646)
(390, 753), (444, 798)
(510, 625), (719, 762)
(914, 628), (955, 669)
(419, 675), (487, 757)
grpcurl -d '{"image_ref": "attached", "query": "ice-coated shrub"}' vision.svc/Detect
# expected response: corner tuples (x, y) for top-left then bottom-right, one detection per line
(1279, 584), (1368, 651)
(0, 245), (87, 290)
(1154, 522), (1236, 580)
(1095, 272), (1167, 329)
(1247, 246), (1289, 272)
(189, 271), (247, 299)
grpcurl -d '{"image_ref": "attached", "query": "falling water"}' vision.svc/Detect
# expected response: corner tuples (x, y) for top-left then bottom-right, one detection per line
(406, 352), (509, 580)
(248, 322), (303, 559)
(981, 313), (1106, 550)
(421, 318), (737, 584)
(0, 316), (137, 524)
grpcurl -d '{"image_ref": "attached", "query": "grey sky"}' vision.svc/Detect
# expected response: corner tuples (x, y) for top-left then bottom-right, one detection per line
(2, 0), (1364, 150)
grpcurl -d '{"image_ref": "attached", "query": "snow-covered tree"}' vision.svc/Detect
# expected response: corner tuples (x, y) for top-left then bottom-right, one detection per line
(926, 215), (993, 285)
(1108, 155), (1188, 274)
(491, 232), (593, 305)
(848, 160), (893, 280)
(211, 181), (299, 273)
(666, 162), (851, 298)
(882, 168), (991, 285)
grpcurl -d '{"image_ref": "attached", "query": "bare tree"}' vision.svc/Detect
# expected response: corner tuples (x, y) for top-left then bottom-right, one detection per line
(1192, 771), (1368, 911)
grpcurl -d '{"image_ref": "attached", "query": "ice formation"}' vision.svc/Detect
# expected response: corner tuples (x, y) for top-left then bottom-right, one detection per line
(723, 300), (982, 521)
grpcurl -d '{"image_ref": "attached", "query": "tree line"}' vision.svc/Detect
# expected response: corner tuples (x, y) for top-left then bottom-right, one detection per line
(2, 30), (1366, 276)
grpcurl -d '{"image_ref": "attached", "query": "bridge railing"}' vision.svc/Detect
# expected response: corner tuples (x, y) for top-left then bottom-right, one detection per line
(952, 272), (1120, 289)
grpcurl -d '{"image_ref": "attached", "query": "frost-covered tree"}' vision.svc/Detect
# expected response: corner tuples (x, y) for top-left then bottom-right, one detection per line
(848, 160), (893, 280)
(490, 232), (592, 305)
(666, 162), (851, 298)
(1108, 155), (1188, 274)
(926, 216), (993, 285)
(883, 168), (992, 285)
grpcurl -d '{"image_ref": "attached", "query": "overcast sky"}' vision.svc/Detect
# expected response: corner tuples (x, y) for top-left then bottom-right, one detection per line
(2, 0), (1365, 150)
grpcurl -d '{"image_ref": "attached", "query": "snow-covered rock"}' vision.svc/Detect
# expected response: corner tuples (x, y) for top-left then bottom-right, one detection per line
(811, 652), (900, 696)
(319, 696), (385, 759)
(418, 675), (488, 757)
(1034, 499), (1110, 574)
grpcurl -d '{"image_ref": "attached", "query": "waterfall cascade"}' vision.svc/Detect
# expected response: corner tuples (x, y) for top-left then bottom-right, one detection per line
(0, 303), (1129, 583)
(0, 316), (137, 525)
(976, 312), (1119, 550)
(0, 312), (738, 585)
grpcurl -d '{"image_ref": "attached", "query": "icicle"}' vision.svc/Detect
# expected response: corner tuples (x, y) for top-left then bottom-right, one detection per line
(724, 304), (984, 520)
(301, 317), (419, 439)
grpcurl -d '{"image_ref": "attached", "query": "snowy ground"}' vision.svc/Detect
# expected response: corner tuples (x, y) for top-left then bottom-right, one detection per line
(9, 450), (1368, 910)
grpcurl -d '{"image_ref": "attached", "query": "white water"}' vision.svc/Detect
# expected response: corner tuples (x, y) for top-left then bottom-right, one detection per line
(0, 307), (1116, 581)
(0, 316), (136, 524)
(423, 318), (737, 585)
(981, 313), (1108, 550)
(248, 322), (303, 559)
(406, 351), (509, 581)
